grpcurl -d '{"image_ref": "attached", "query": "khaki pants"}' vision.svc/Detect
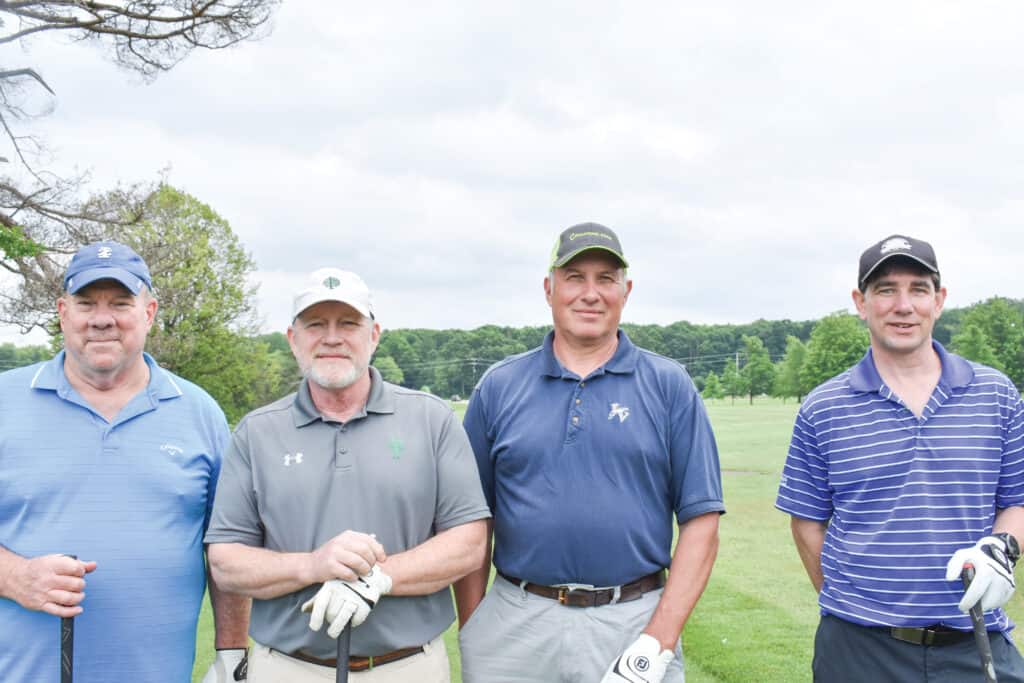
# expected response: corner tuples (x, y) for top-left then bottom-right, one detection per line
(248, 637), (450, 683)
(459, 576), (684, 683)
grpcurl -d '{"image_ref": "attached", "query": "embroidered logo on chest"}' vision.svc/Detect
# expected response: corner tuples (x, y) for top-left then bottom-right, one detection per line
(608, 403), (630, 423)
(283, 452), (304, 466)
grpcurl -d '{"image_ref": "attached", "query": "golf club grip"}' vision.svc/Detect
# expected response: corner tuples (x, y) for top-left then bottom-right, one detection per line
(962, 564), (998, 683)
(335, 624), (351, 683)
(61, 554), (76, 683)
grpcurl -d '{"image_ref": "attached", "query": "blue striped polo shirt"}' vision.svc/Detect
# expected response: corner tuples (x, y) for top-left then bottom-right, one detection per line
(776, 341), (1024, 631)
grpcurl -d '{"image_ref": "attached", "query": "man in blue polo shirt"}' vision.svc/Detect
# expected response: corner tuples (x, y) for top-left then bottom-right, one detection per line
(777, 234), (1024, 681)
(0, 241), (250, 682)
(456, 223), (725, 683)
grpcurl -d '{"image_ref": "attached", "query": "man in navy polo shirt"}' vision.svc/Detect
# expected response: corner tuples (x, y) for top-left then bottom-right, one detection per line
(456, 223), (725, 683)
(777, 234), (1024, 681)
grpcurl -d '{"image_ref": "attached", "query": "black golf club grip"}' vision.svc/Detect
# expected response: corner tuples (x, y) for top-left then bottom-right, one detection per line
(61, 554), (77, 683)
(336, 624), (351, 683)
(962, 564), (997, 683)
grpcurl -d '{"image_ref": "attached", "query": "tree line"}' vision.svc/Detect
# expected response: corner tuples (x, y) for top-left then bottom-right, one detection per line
(4, 181), (1022, 420)
(365, 298), (1024, 404)
(10, 295), (1022, 417)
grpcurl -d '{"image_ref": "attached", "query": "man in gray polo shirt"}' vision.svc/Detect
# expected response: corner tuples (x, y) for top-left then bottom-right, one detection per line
(206, 268), (490, 682)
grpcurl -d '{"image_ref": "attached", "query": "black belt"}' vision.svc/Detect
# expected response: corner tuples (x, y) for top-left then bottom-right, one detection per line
(281, 645), (425, 671)
(497, 570), (665, 608)
(887, 625), (976, 647)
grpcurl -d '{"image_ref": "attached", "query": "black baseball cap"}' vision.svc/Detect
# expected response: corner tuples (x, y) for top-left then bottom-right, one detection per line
(549, 222), (628, 269)
(858, 234), (939, 287)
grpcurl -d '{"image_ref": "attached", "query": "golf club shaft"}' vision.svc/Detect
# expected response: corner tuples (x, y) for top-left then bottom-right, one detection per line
(335, 624), (351, 683)
(962, 564), (997, 683)
(61, 554), (76, 683)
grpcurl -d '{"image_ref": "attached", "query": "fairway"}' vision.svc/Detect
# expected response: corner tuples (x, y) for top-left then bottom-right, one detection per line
(191, 397), (1024, 682)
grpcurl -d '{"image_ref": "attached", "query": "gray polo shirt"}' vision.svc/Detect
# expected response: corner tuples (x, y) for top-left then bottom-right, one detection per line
(205, 367), (490, 657)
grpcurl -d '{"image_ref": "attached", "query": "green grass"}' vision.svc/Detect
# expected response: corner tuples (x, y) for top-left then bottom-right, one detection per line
(192, 397), (1024, 682)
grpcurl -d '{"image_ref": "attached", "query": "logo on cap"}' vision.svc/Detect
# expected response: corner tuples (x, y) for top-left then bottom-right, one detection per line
(569, 230), (613, 242)
(879, 238), (912, 254)
(97, 246), (113, 259)
(323, 276), (341, 289)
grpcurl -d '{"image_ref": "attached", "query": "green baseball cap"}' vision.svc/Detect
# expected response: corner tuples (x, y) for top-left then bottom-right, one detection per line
(548, 222), (629, 269)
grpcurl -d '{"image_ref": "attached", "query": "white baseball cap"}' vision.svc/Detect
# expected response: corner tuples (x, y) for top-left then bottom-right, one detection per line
(292, 268), (374, 320)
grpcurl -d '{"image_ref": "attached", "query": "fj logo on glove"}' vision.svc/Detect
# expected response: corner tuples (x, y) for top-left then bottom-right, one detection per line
(635, 657), (650, 672)
(283, 452), (304, 466)
(608, 403), (630, 423)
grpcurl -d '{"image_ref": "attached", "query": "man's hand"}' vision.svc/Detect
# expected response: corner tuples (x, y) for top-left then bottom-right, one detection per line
(200, 649), (247, 682)
(601, 634), (674, 683)
(2, 554), (97, 617)
(301, 566), (392, 638)
(945, 535), (1017, 612)
(306, 531), (387, 584)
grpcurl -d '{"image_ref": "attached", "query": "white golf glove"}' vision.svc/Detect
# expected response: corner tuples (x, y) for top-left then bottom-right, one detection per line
(301, 565), (392, 638)
(200, 648), (247, 682)
(601, 634), (674, 683)
(945, 535), (1017, 613)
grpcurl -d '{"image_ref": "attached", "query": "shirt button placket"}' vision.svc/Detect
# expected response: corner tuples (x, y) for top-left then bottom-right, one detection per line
(336, 426), (352, 471)
(571, 382), (585, 430)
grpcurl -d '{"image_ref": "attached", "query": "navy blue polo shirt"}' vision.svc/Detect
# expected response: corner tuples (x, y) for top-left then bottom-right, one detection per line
(776, 342), (1024, 631)
(463, 330), (724, 587)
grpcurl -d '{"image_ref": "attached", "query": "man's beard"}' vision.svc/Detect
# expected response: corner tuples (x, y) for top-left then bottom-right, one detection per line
(306, 357), (367, 390)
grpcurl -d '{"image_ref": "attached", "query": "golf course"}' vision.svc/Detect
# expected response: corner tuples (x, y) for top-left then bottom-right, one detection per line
(190, 397), (1024, 682)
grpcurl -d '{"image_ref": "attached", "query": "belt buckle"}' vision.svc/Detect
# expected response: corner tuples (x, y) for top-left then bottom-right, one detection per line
(557, 587), (569, 605)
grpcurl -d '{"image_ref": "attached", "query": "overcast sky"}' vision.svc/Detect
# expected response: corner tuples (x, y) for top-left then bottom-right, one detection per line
(3, 2), (1023, 344)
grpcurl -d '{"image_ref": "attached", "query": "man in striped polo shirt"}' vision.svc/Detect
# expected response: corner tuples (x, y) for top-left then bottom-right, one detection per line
(777, 234), (1024, 681)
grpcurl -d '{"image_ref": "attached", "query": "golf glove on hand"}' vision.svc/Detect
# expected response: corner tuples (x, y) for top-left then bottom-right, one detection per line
(600, 634), (674, 683)
(200, 648), (247, 682)
(945, 535), (1017, 612)
(301, 565), (392, 638)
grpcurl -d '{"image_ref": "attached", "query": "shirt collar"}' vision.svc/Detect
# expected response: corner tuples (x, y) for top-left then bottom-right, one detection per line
(848, 340), (974, 393)
(31, 351), (183, 401)
(292, 366), (395, 427)
(540, 329), (639, 379)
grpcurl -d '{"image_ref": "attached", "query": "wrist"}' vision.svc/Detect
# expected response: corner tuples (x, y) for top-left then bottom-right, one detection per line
(299, 552), (319, 587)
(992, 533), (1021, 565)
(641, 630), (676, 654)
(0, 549), (24, 602)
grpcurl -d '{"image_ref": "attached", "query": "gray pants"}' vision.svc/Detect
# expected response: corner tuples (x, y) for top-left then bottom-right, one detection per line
(459, 575), (685, 683)
(814, 614), (1024, 682)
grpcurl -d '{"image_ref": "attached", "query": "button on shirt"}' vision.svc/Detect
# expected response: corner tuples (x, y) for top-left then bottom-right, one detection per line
(776, 342), (1024, 631)
(464, 331), (725, 587)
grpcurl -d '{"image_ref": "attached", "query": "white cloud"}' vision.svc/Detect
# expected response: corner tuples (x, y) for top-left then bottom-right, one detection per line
(3, 1), (1024, 346)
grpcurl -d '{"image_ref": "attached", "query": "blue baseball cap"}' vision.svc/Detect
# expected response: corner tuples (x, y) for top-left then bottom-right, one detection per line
(63, 241), (152, 295)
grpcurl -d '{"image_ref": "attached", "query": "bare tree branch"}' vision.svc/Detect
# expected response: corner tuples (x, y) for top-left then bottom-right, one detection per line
(0, 1), (278, 77)
(0, 0), (279, 283)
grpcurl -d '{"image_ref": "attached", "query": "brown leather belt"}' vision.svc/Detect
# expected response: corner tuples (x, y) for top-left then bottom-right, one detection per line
(498, 570), (665, 608)
(283, 645), (424, 671)
(887, 625), (975, 647)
